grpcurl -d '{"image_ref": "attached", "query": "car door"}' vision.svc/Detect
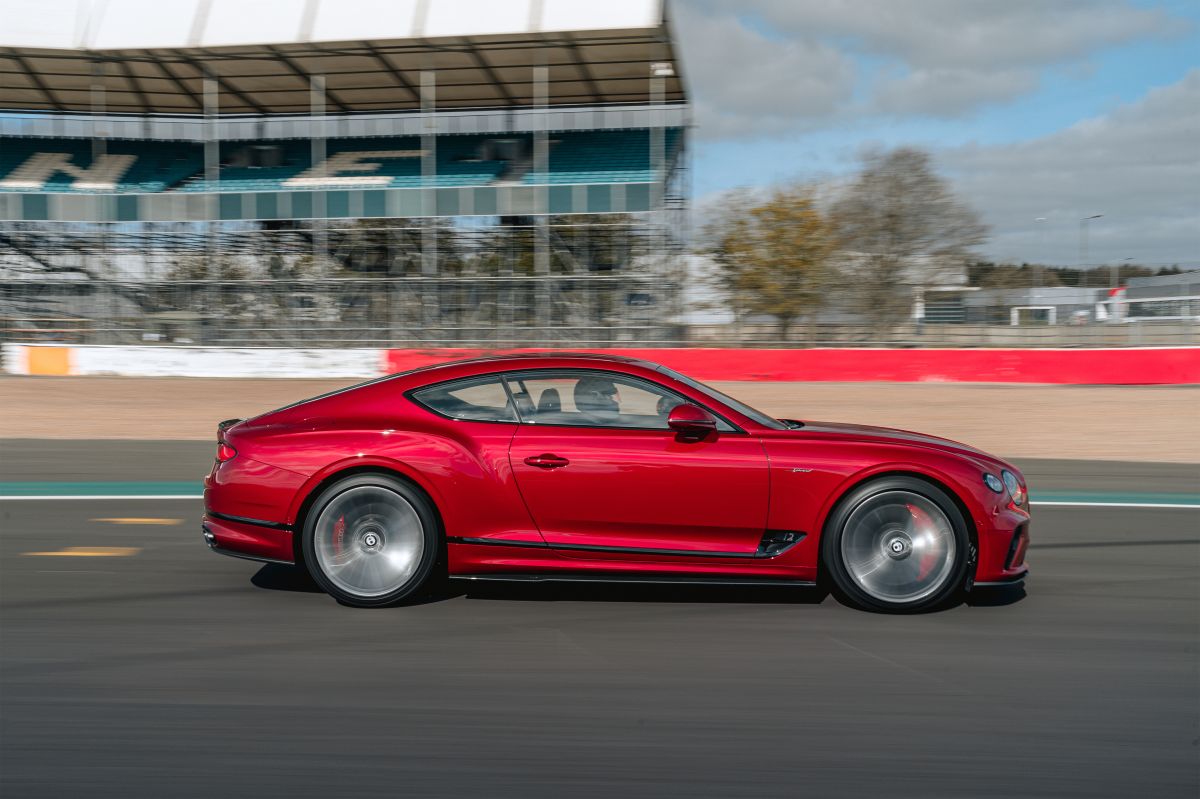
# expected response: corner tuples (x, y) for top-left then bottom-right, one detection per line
(505, 369), (770, 557)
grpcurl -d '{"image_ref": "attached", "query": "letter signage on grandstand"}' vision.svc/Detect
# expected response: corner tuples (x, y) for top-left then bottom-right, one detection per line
(284, 151), (427, 188)
(0, 152), (136, 191)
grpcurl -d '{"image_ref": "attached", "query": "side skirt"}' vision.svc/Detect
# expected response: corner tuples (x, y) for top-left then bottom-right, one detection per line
(450, 573), (817, 588)
(447, 533), (805, 560)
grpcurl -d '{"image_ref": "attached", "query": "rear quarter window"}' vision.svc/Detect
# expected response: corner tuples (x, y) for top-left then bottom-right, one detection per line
(410, 376), (517, 423)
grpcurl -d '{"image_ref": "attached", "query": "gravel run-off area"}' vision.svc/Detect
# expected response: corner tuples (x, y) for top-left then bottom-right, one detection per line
(2, 376), (1196, 463)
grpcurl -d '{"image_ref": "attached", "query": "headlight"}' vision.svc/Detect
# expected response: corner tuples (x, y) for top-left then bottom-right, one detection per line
(984, 473), (1004, 493)
(1001, 470), (1026, 505)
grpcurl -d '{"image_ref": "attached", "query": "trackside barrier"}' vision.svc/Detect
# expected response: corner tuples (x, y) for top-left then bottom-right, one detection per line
(1, 344), (380, 379)
(383, 347), (1200, 384)
(3, 343), (1199, 384)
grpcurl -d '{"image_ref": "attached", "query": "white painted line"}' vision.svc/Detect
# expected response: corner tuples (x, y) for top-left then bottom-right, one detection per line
(0, 495), (202, 501)
(1031, 501), (1199, 510)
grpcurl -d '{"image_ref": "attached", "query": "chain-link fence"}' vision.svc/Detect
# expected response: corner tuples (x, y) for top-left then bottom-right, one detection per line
(3, 219), (1196, 349)
(1, 274), (683, 347)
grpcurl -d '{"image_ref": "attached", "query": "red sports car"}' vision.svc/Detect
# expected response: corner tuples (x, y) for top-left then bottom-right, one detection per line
(203, 353), (1029, 612)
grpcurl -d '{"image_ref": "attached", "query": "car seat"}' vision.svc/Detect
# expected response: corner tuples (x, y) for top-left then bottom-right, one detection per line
(537, 388), (561, 415)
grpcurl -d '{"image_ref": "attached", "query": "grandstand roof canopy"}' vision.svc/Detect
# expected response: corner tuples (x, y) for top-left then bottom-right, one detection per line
(0, 0), (685, 116)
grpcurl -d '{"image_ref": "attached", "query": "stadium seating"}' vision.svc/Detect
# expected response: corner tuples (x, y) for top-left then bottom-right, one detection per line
(522, 129), (682, 185)
(0, 129), (684, 193)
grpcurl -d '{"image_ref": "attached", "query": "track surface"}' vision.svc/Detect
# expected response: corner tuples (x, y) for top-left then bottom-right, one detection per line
(1, 444), (1197, 797)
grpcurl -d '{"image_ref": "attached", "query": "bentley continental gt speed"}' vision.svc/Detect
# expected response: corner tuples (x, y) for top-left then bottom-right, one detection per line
(202, 354), (1030, 612)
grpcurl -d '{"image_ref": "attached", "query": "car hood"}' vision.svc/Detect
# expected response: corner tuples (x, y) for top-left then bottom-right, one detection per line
(784, 420), (1008, 466)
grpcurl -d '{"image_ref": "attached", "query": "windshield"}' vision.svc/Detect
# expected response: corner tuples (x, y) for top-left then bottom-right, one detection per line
(656, 366), (789, 430)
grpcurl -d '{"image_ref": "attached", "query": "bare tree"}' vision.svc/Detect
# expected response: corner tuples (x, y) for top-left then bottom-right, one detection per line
(830, 148), (988, 329)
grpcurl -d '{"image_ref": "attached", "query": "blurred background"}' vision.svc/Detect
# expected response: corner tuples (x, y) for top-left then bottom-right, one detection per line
(0, 0), (1195, 352)
(0, 2), (1197, 798)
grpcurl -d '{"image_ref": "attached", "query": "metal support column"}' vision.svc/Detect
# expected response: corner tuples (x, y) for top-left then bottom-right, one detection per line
(420, 70), (438, 336)
(310, 75), (328, 268)
(90, 59), (113, 341)
(203, 66), (220, 343)
(650, 62), (669, 344)
(533, 65), (550, 341)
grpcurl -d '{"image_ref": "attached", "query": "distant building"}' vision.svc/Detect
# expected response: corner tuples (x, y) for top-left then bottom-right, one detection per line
(1122, 271), (1200, 320)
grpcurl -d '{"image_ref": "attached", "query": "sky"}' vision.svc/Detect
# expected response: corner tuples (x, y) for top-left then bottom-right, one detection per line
(2, 0), (1195, 268)
(673, 0), (1200, 266)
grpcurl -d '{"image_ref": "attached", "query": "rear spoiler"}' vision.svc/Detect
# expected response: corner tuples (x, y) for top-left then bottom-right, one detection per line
(217, 419), (243, 439)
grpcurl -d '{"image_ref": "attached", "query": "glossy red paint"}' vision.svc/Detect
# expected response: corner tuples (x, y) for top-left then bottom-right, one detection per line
(202, 353), (1029, 588)
(509, 423), (769, 554)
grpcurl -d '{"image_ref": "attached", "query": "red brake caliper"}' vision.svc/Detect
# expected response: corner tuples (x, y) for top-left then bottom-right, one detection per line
(907, 503), (939, 581)
(333, 514), (346, 557)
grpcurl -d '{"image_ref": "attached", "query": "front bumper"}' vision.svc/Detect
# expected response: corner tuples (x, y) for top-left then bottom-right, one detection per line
(973, 504), (1030, 586)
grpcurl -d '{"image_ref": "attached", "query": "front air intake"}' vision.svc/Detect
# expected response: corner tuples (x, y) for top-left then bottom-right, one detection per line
(1005, 524), (1029, 569)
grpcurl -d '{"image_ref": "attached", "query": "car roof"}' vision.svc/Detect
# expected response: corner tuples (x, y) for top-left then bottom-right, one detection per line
(405, 352), (661, 379)
(248, 353), (668, 424)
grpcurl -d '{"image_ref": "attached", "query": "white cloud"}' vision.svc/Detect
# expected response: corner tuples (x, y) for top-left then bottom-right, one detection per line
(674, 8), (856, 138)
(942, 70), (1200, 264)
(675, 0), (1180, 120)
(872, 68), (1039, 117)
(738, 0), (1172, 69)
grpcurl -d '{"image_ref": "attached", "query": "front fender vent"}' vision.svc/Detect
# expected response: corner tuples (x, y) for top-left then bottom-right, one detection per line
(755, 530), (806, 558)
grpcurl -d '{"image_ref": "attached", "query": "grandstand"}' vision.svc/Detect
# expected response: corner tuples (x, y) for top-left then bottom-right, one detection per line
(0, 0), (690, 346)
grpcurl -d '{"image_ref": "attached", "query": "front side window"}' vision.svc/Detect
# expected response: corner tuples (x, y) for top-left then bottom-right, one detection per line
(504, 370), (735, 431)
(410, 376), (517, 423)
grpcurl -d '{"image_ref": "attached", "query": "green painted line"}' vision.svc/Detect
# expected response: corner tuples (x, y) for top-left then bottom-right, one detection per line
(0, 481), (203, 497)
(1031, 491), (1200, 506)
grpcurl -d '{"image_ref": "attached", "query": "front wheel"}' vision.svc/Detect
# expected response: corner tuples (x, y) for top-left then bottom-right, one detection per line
(301, 474), (439, 607)
(821, 476), (971, 613)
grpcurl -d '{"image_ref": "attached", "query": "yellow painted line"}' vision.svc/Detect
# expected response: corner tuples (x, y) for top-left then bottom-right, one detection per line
(91, 517), (183, 526)
(22, 547), (141, 557)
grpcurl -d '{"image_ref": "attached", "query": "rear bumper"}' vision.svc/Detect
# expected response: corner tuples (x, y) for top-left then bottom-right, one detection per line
(202, 514), (294, 565)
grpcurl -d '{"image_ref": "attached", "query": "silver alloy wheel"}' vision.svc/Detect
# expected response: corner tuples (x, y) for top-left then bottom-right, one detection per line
(313, 485), (426, 599)
(840, 490), (957, 604)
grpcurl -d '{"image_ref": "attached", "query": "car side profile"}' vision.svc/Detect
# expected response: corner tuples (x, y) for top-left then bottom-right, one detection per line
(203, 353), (1030, 612)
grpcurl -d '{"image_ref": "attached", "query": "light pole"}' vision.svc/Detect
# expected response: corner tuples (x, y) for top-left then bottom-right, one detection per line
(1115, 257), (1133, 288)
(1034, 217), (1047, 289)
(1079, 214), (1102, 285)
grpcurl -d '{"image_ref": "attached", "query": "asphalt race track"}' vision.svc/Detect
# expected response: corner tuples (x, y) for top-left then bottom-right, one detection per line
(1, 442), (1197, 798)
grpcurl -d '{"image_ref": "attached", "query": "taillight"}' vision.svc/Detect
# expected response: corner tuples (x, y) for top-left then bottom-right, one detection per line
(216, 443), (237, 462)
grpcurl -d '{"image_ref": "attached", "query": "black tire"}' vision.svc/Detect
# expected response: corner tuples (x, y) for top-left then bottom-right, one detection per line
(301, 473), (440, 608)
(821, 476), (971, 613)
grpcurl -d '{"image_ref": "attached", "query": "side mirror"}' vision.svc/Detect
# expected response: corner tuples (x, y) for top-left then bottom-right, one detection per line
(667, 403), (718, 437)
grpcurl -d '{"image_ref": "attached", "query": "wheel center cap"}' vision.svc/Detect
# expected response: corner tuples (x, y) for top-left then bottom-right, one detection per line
(359, 529), (383, 551)
(882, 530), (912, 560)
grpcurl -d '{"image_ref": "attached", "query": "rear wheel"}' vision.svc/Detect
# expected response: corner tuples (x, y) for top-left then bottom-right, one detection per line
(301, 474), (439, 607)
(822, 476), (970, 613)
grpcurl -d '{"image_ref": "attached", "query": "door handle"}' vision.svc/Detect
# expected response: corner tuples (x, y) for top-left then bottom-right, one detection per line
(524, 453), (569, 469)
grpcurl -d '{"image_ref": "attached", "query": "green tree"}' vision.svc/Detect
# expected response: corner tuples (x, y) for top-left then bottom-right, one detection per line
(704, 186), (834, 341)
